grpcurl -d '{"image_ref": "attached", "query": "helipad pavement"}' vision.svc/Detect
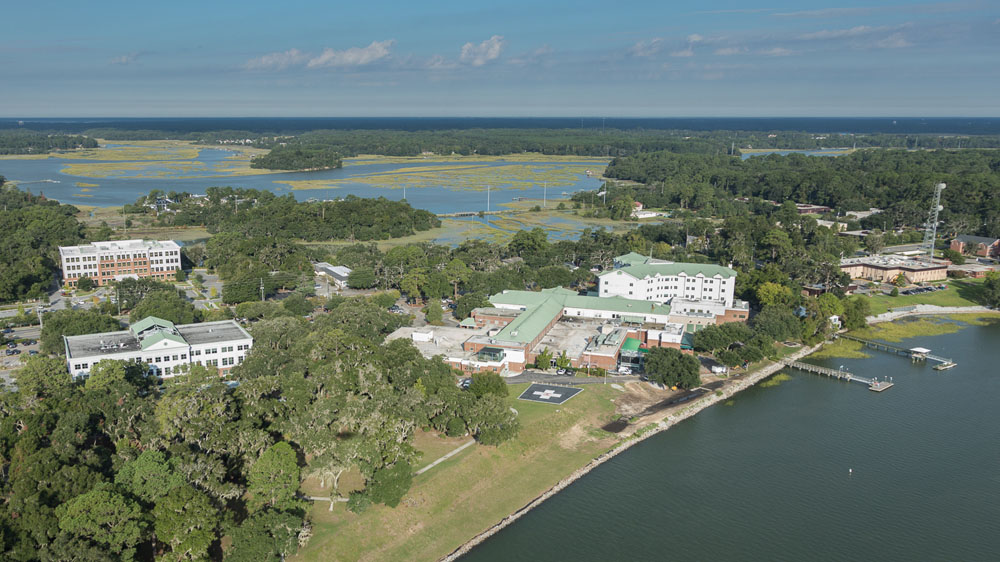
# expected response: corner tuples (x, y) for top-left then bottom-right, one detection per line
(516, 383), (583, 405)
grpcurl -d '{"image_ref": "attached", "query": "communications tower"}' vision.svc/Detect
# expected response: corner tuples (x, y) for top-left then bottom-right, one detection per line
(921, 183), (946, 261)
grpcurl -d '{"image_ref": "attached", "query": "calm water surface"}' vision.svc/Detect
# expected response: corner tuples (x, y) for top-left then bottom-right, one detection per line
(465, 319), (1000, 562)
(0, 151), (603, 213)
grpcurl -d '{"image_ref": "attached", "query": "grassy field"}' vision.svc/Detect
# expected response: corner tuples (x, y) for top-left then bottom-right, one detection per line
(293, 383), (619, 562)
(865, 278), (987, 315)
(856, 317), (965, 342)
(808, 338), (872, 359)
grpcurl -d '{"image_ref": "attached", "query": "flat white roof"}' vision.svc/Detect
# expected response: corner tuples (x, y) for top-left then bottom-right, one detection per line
(59, 239), (181, 257)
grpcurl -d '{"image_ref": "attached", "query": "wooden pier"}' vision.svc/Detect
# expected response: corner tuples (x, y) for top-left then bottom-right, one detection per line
(781, 360), (894, 392)
(837, 334), (956, 369)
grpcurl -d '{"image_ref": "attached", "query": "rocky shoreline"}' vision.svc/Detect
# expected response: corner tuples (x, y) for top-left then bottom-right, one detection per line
(441, 342), (824, 561)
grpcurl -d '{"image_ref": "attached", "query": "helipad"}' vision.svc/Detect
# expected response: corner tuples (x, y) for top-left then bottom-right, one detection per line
(517, 383), (583, 405)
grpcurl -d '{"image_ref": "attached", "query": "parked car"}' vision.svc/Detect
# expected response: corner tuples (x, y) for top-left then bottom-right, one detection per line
(459, 378), (473, 390)
(5, 349), (20, 356)
(1, 327), (12, 334)
(619, 367), (632, 375)
(556, 368), (568, 375)
(28, 350), (38, 356)
(6, 342), (16, 349)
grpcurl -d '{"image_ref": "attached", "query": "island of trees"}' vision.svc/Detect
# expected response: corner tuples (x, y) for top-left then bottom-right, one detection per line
(249, 145), (342, 171)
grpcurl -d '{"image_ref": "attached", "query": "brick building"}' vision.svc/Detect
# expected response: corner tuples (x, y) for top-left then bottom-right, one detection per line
(59, 239), (182, 288)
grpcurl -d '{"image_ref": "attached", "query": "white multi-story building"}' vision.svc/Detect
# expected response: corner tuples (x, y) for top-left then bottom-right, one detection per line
(599, 252), (737, 307)
(64, 317), (253, 379)
(58, 239), (182, 288)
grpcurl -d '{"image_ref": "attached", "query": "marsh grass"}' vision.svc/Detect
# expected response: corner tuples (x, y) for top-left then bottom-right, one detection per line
(759, 373), (793, 388)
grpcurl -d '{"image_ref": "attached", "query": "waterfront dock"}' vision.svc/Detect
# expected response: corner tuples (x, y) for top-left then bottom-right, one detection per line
(781, 360), (894, 392)
(837, 334), (956, 369)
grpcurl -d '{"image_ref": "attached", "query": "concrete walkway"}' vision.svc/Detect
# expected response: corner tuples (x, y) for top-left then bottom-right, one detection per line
(415, 439), (476, 476)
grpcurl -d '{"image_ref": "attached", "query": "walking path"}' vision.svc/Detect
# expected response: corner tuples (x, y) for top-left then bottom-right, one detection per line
(415, 439), (476, 476)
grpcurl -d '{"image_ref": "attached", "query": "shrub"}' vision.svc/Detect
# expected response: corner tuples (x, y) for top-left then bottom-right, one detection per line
(446, 417), (466, 437)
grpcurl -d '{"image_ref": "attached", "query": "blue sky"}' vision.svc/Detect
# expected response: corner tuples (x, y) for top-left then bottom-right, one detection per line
(2, 0), (998, 116)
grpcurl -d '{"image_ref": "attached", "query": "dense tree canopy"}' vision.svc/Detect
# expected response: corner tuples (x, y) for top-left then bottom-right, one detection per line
(0, 186), (85, 302)
(250, 145), (342, 170)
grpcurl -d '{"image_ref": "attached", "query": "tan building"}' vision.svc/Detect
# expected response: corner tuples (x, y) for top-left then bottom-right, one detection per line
(840, 256), (947, 284)
(59, 239), (181, 288)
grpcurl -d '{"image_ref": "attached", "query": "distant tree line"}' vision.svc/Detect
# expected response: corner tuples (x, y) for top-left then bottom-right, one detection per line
(599, 149), (1000, 237)
(0, 130), (98, 154)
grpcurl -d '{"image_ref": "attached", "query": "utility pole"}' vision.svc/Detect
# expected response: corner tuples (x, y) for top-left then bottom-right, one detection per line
(116, 288), (121, 316)
(260, 278), (265, 302)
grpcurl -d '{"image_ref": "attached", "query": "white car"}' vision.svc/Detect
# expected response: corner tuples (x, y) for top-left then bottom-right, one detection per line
(619, 367), (632, 375)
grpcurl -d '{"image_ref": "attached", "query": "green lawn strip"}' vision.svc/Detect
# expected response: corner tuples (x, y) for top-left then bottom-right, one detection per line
(808, 338), (871, 360)
(294, 383), (618, 562)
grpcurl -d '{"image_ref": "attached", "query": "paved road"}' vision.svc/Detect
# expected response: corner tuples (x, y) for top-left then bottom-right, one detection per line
(504, 370), (640, 386)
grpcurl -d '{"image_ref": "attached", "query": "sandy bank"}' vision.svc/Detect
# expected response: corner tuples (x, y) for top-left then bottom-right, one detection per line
(866, 305), (995, 325)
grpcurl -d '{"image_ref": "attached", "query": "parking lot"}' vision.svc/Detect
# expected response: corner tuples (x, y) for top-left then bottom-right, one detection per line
(1, 326), (42, 385)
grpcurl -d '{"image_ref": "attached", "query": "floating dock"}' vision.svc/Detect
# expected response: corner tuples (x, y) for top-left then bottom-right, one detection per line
(781, 360), (893, 392)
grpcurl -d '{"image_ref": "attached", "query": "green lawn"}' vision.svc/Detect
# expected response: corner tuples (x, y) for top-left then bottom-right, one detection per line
(865, 278), (987, 315)
(294, 383), (619, 562)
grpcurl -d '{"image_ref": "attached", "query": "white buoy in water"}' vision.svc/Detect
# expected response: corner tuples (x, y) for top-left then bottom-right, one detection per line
(849, 468), (853, 474)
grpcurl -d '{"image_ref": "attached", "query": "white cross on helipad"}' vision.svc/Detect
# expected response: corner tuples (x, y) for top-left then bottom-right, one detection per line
(533, 389), (563, 400)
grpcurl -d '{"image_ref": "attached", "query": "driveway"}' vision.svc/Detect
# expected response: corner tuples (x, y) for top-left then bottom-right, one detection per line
(505, 370), (640, 386)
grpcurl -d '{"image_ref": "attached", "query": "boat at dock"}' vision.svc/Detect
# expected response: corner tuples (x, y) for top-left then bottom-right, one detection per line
(933, 362), (957, 371)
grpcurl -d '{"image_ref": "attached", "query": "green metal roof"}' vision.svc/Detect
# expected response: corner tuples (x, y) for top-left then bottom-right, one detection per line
(616, 252), (651, 266)
(488, 287), (672, 345)
(459, 317), (478, 327)
(621, 337), (642, 352)
(130, 316), (176, 337)
(601, 262), (737, 280)
(139, 330), (188, 350)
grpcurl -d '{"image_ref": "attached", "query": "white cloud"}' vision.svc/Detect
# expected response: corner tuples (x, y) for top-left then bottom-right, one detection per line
(670, 47), (694, 57)
(688, 34), (704, 43)
(426, 54), (458, 70)
(509, 45), (553, 66)
(110, 52), (139, 65)
(459, 35), (505, 66)
(714, 47), (747, 55)
(798, 25), (888, 40)
(306, 40), (395, 68)
(759, 47), (794, 56)
(629, 38), (663, 57)
(244, 48), (309, 70)
(875, 32), (913, 48)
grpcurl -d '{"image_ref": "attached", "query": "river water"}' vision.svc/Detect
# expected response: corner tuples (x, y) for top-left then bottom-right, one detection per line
(0, 148), (603, 214)
(464, 318), (1000, 562)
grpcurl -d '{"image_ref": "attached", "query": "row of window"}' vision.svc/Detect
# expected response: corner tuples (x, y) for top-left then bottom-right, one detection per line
(74, 351), (246, 373)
